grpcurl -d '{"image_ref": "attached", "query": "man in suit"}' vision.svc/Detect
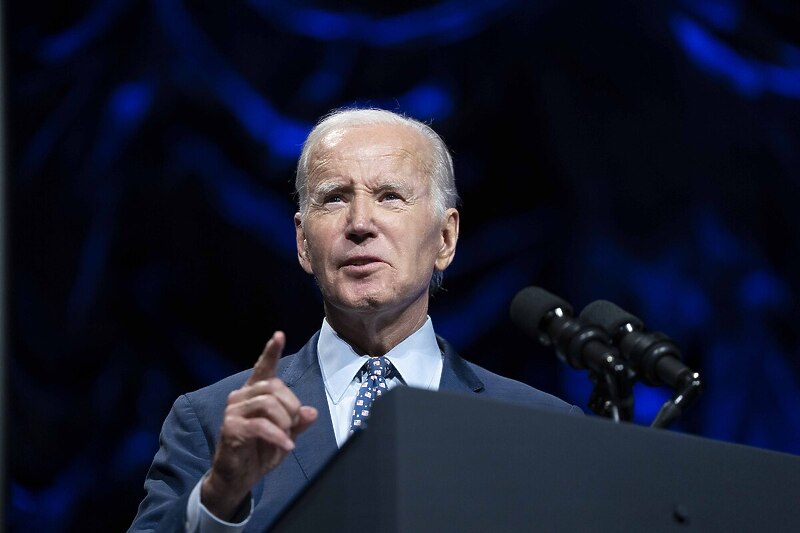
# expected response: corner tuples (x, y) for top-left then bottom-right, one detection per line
(129, 108), (580, 532)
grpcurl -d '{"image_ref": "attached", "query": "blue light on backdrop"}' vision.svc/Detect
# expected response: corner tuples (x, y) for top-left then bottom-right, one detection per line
(8, 0), (800, 531)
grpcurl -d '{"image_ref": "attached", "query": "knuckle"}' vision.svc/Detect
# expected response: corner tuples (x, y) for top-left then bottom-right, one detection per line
(268, 378), (286, 391)
(221, 415), (240, 433)
(258, 395), (279, 412)
(287, 395), (301, 411)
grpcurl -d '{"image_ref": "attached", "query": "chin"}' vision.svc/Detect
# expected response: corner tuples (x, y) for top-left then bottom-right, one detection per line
(330, 282), (398, 312)
(342, 291), (390, 311)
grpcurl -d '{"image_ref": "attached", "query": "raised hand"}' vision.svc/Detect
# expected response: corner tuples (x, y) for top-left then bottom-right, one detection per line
(201, 331), (318, 520)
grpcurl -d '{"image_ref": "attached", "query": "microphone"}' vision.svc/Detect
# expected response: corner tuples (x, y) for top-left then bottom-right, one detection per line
(510, 286), (617, 373)
(510, 286), (634, 421)
(578, 300), (702, 428)
(578, 300), (695, 389)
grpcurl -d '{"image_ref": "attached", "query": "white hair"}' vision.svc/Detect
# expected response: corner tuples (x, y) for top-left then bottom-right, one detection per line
(295, 107), (458, 219)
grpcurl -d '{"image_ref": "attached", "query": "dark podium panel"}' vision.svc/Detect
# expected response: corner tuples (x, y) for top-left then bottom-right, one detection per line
(270, 387), (800, 532)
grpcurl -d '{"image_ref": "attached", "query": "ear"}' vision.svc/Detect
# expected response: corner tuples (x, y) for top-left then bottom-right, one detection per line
(434, 208), (459, 272)
(295, 212), (314, 275)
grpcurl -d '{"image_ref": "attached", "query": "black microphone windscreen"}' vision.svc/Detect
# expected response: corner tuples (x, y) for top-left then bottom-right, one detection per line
(579, 300), (644, 336)
(510, 286), (573, 340)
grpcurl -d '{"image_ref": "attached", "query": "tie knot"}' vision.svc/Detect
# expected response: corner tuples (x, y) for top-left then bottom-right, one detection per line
(365, 356), (391, 378)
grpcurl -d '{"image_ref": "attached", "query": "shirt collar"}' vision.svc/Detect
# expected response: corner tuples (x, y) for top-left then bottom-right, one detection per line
(318, 316), (442, 404)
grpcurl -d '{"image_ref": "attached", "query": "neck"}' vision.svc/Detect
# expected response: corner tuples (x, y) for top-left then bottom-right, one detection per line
(324, 297), (429, 356)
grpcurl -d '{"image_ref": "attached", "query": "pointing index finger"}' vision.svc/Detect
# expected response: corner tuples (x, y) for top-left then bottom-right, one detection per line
(247, 331), (286, 386)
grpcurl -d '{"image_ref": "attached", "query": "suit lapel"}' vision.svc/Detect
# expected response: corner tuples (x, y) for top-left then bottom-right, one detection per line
(280, 332), (338, 481)
(436, 335), (485, 394)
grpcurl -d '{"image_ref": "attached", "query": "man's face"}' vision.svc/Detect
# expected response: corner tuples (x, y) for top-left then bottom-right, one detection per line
(295, 123), (458, 318)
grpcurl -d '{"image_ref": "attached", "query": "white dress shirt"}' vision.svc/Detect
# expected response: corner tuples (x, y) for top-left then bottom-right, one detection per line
(318, 316), (443, 447)
(185, 317), (444, 532)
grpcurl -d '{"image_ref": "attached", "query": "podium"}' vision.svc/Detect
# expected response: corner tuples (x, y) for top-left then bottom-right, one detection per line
(269, 387), (800, 532)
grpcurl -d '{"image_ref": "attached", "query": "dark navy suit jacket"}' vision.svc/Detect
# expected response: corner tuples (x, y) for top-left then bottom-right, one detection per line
(129, 332), (581, 532)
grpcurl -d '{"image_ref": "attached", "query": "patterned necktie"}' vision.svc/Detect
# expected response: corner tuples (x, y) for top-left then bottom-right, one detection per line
(349, 356), (392, 433)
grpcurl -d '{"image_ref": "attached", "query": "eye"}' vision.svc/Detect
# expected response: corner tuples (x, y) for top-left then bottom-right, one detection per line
(380, 191), (402, 202)
(324, 194), (344, 204)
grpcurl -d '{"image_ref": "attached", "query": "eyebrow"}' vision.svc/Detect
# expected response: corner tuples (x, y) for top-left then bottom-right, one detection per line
(311, 181), (347, 197)
(374, 181), (412, 194)
(310, 179), (413, 197)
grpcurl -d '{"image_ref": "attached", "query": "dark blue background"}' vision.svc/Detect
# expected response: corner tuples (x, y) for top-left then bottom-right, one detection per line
(7, 0), (800, 530)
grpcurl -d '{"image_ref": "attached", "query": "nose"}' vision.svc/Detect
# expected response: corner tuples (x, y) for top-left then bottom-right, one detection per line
(345, 194), (377, 244)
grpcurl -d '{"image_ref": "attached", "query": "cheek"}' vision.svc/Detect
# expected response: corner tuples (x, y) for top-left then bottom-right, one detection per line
(417, 223), (443, 255)
(304, 223), (336, 261)
(310, 245), (333, 272)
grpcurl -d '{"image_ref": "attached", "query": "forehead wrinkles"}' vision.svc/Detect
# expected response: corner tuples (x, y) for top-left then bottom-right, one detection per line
(307, 129), (433, 189)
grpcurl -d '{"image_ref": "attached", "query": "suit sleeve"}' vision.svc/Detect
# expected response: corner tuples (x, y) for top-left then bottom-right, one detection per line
(128, 394), (214, 532)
